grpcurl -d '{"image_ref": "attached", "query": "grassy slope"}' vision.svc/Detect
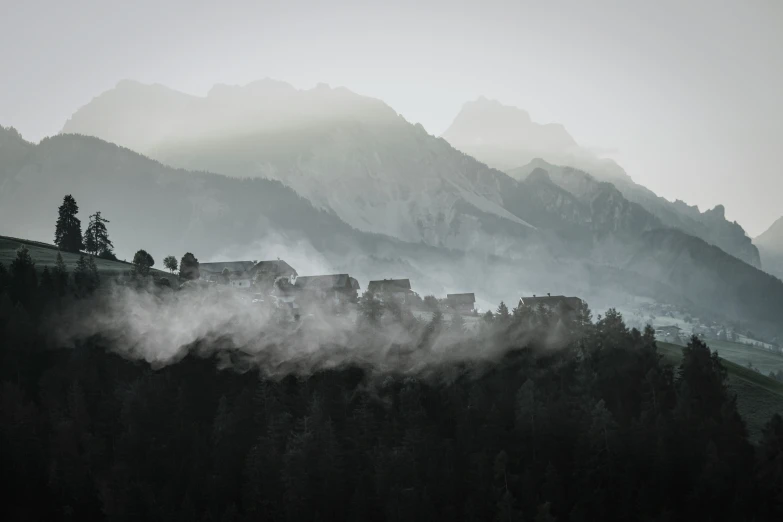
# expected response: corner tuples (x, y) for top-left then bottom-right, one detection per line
(658, 342), (783, 441)
(0, 235), (175, 281)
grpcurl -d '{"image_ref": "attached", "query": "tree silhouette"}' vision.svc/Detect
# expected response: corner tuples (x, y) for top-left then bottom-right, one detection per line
(132, 249), (154, 277)
(84, 211), (114, 257)
(73, 255), (99, 295)
(0, 262), (7, 295)
(163, 255), (178, 273)
(10, 245), (37, 307)
(54, 195), (84, 253)
(496, 301), (510, 322)
(53, 252), (69, 296)
(179, 252), (200, 280)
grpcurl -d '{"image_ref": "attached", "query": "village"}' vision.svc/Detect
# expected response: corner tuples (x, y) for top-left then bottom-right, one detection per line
(195, 258), (586, 325)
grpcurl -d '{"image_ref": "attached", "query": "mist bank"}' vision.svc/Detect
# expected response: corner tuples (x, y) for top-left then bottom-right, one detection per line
(47, 279), (586, 378)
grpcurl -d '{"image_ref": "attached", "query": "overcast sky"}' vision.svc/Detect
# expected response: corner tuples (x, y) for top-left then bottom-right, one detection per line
(1, 0), (781, 235)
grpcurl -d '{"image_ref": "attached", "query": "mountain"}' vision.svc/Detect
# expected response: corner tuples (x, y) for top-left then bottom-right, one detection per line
(444, 100), (761, 268)
(756, 216), (783, 279)
(61, 80), (684, 266)
(627, 228), (783, 339)
(64, 80), (545, 260)
(0, 126), (603, 309)
(2, 124), (782, 339)
(510, 159), (761, 268)
(441, 97), (631, 182)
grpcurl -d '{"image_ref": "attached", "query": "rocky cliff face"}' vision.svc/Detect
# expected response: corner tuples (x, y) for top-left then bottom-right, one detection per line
(509, 159), (761, 268)
(63, 80), (548, 260)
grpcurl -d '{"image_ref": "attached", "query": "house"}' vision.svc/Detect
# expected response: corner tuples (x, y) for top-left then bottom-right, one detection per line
(289, 273), (361, 305)
(518, 295), (585, 317)
(367, 279), (413, 302)
(447, 293), (476, 314)
(199, 260), (297, 289)
(655, 325), (683, 339)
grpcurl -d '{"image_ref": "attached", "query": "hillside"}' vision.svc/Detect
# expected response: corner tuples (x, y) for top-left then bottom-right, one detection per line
(446, 99), (760, 267)
(0, 235), (175, 282)
(756, 216), (783, 279)
(1, 129), (627, 306)
(627, 229), (783, 339)
(511, 159), (762, 268)
(658, 342), (783, 441)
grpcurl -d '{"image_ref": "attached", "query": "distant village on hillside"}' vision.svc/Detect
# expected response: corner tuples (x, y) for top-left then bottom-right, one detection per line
(196, 258), (585, 321)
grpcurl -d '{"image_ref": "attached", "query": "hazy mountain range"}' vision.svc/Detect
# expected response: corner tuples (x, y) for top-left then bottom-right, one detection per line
(756, 217), (783, 280)
(1, 79), (782, 337)
(445, 98), (761, 268)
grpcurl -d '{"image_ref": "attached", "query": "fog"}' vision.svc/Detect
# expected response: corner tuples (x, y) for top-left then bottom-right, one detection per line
(48, 280), (546, 378)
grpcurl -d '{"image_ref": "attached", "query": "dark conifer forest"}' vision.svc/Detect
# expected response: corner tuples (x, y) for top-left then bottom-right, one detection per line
(1, 244), (783, 522)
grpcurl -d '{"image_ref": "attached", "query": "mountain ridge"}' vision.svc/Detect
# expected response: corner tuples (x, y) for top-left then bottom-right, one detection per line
(2, 125), (782, 339)
(756, 216), (783, 280)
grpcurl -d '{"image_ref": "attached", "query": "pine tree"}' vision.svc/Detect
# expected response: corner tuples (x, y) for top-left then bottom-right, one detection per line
(10, 245), (37, 307)
(756, 414), (783, 519)
(54, 195), (84, 253)
(88, 255), (100, 289)
(73, 255), (91, 295)
(163, 255), (178, 273)
(39, 266), (55, 298)
(53, 252), (69, 296)
(496, 301), (510, 322)
(0, 262), (8, 295)
(84, 211), (113, 256)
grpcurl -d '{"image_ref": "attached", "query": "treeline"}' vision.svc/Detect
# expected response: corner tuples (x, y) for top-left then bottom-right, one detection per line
(2, 253), (783, 521)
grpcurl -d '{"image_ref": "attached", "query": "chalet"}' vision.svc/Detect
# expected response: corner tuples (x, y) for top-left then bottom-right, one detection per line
(655, 325), (683, 339)
(518, 295), (585, 317)
(199, 260), (297, 289)
(367, 279), (413, 302)
(290, 273), (360, 305)
(447, 293), (476, 314)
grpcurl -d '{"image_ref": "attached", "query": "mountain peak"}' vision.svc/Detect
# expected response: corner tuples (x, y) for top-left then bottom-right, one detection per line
(706, 204), (726, 220)
(62, 78), (400, 153)
(756, 215), (783, 251)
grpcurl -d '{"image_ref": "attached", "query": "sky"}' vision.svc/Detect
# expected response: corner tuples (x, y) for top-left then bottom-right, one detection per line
(1, 0), (781, 236)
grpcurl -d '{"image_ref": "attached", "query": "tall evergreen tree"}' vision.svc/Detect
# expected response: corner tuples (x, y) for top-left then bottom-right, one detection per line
(39, 266), (54, 295)
(73, 255), (99, 295)
(54, 195), (84, 253)
(496, 301), (510, 322)
(0, 262), (8, 295)
(9, 245), (38, 307)
(53, 252), (69, 296)
(88, 255), (100, 289)
(84, 211), (113, 256)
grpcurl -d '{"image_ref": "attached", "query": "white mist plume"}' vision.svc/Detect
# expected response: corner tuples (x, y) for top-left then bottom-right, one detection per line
(49, 281), (528, 377)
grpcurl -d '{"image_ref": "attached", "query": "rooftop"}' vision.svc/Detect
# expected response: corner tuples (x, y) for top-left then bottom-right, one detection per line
(367, 279), (412, 292)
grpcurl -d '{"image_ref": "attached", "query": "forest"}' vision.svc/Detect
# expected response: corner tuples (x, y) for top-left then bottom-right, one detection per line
(2, 237), (783, 522)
